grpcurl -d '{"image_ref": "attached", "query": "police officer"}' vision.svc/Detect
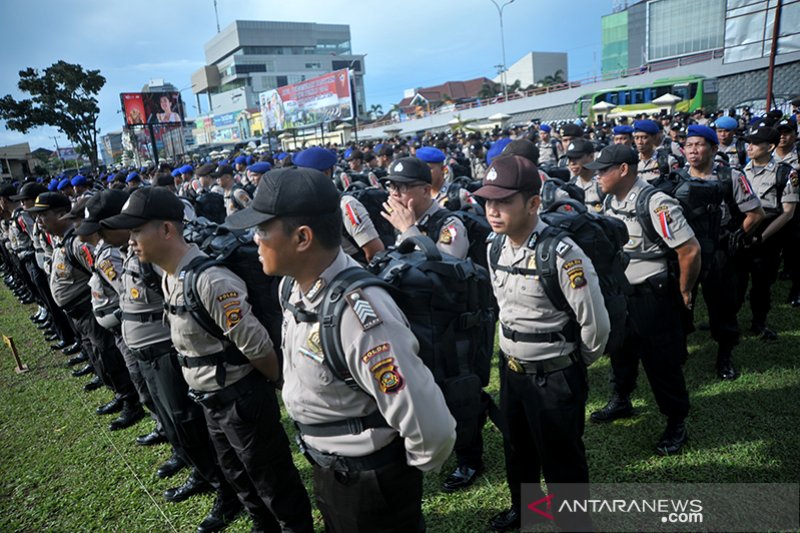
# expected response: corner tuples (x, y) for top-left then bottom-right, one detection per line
(380, 157), (469, 259)
(536, 124), (560, 167)
(774, 118), (800, 305)
(214, 165), (251, 216)
(108, 187), (313, 532)
(634, 119), (679, 183)
(28, 192), (144, 429)
(224, 166), (456, 532)
(417, 146), (480, 212)
(474, 154), (609, 532)
(714, 116), (747, 169)
(565, 138), (605, 211)
(590, 144), (699, 456)
(243, 161), (271, 196)
(612, 124), (634, 146)
(556, 123), (584, 168)
(71, 175), (94, 202)
(736, 125), (798, 337)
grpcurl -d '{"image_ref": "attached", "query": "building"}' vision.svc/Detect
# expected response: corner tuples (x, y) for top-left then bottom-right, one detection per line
(191, 20), (367, 120)
(397, 77), (494, 117)
(601, 0), (800, 76)
(100, 131), (124, 166)
(493, 52), (568, 89)
(0, 142), (34, 181)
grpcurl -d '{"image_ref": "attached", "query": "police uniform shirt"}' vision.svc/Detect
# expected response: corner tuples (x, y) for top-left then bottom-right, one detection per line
(743, 157), (800, 216)
(717, 142), (743, 168)
(30, 218), (48, 271)
(489, 220), (609, 365)
(120, 248), (171, 349)
(49, 228), (93, 307)
(637, 152), (677, 184)
(399, 202), (469, 259)
(433, 182), (480, 212)
(224, 187), (252, 216)
(9, 208), (34, 259)
(604, 178), (695, 285)
(89, 240), (123, 330)
(470, 157), (488, 180)
(340, 195), (379, 257)
(570, 175), (604, 211)
(163, 244), (272, 392)
(537, 139), (560, 166)
(774, 147), (800, 171)
(281, 249), (456, 469)
(698, 164), (761, 227)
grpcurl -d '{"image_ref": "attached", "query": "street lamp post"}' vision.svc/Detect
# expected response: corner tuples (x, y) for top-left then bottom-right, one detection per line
(490, 0), (516, 101)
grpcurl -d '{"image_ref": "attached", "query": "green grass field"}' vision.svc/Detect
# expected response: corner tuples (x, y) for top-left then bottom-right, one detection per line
(0, 279), (798, 532)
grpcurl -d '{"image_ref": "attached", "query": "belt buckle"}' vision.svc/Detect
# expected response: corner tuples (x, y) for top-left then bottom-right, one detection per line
(507, 356), (524, 374)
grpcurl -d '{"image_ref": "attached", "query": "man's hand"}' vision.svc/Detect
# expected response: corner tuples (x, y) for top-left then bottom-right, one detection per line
(381, 196), (416, 233)
(681, 290), (693, 310)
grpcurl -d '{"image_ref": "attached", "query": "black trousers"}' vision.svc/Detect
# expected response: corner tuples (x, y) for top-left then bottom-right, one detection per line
(115, 336), (156, 415)
(699, 249), (740, 349)
(735, 233), (784, 328)
(202, 373), (313, 532)
(610, 276), (690, 421)
(780, 213), (800, 298)
(23, 257), (75, 344)
(68, 307), (136, 401)
(453, 391), (489, 468)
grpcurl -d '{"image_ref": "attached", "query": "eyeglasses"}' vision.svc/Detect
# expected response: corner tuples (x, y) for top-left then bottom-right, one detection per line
(385, 182), (424, 194)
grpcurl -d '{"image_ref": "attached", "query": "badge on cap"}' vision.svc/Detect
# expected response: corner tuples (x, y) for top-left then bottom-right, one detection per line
(485, 167), (498, 181)
(393, 162), (404, 173)
(84, 208), (90, 218)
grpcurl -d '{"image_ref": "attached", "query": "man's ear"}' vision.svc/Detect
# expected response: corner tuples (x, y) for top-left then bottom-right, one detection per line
(296, 225), (313, 252)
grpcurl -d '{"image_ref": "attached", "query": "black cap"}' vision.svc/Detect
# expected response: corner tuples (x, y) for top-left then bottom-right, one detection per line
(75, 190), (130, 236)
(101, 187), (184, 229)
(346, 150), (364, 161)
(584, 144), (639, 171)
(27, 192), (72, 212)
(745, 126), (780, 145)
(0, 183), (18, 198)
(11, 182), (48, 202)
(560, 123), (583, 138)
(224, 167), (340, 230)
(212, 165), (234, 178)
(196, 163), (216, 177)
(565, 138), (595, 158)
(381, 157), (432, 184)
(61, 197), (90, 221)
(791, 96), (800, 108)
(502, 139), (540, 165)
(154, 173), (176, 187)
(776, 119), (797, 133)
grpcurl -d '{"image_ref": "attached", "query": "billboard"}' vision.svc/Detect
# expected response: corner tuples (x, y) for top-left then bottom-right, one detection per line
(120, 92), (185, 126)
(259, 68), (353, 132)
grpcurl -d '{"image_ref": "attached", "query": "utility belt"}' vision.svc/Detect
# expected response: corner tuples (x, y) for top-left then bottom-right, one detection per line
(630, 270), (674, 297)
(64, 298), (93, 318)
(130, 340), (175, 363)
(177, 344), (251, 388)
(501, 321), (578, 344)
(294, 410), (389, 438)
(296, 434), (405, 473)
(187, 369), (264, 410)
(121, 310), (164, 323)
(503, 350), (581, 376)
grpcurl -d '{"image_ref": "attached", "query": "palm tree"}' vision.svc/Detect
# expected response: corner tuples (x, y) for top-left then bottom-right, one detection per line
(369, 104), (384, 120)
(539, 69), (566, 87)
(478, 82), (499, 100)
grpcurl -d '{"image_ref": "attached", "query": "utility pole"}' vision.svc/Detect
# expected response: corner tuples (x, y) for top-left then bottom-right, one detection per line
(765, 0), (782, 111)
(50, 136), (63, 170)
(490, 0), (516, 101)
(213, 0), (220, 33)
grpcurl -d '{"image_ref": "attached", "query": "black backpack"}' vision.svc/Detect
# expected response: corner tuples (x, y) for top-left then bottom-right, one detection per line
(280, 236), (496, 447)
(489, 199), (631, 357)
(758, 162), (793, 217)
(541, 177), (586, 212)
(342, 185), (397, 250)
(636, 169), (724, 278)
(421, 207), (493, 270)
(194, 191), (226, 224)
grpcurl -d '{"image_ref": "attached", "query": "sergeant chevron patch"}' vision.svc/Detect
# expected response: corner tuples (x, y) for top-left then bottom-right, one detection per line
(345, 289), (382, 330)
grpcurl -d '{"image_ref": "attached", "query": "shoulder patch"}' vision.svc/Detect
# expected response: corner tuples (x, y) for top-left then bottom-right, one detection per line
(345, 289), (382, 330)
(361, 342), (391, 364)
(370, 357), (405, 394)
(568, 268), (587, 289)
(216, 290), (239, 302)
(439, 224), (456, 245)
(555, 240), (571, 257)
(562, 258), (582, 271)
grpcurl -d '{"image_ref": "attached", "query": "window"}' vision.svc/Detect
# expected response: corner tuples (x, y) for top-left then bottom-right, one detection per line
(234, 64), (267, 74)
(305, 62), (321, 69)
(276, 76), (288, 87)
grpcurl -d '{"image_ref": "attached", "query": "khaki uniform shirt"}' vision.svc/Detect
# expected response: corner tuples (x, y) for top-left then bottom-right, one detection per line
(569, 175), (604, 212)
(603, 178), (695, 285)
(280, 250), (456, 470)
(90, 240), (124, 330)
(774, 147), (800, 170)
(744, 157), (799, 216)
(9, 208), (34, 259)
(637, 151), (678, 184)
(163, 244), (272, 392)
(433, 183), (480, 212)
(695, 164), (761, 228)
(488, 220), (610, 365)
(223, 187), (252, 216)
(340, 195), (380, 258)
(49, 227), (92, 307)
(399, 202), (469, 260)
(717, 142), (744, 169)
(537, 139), (559, 166)
(120, 248), (171, 349)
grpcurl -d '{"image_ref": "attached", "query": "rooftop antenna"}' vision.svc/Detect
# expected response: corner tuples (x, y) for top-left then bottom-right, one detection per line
(213, 0), (220, 32)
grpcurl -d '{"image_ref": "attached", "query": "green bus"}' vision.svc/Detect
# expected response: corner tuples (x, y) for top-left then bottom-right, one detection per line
(574, 75), (718, 122)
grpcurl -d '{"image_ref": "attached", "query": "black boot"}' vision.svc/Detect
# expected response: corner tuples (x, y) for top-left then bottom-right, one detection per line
(590, 392), (633, 423)
(163, 471), (213, 503)
(83, 375), (103, 392)
(72, 364), (95, 378)
(96, 396), (123, 415)
(62, 342), (83, 355)
(197, 491), (243, 533)
(656, 419), (688, 456)
(157, 453), (188, 479)
(715, 347), (739, 381)
(67, 352), (88, 366)
(108, 401), (145, 431)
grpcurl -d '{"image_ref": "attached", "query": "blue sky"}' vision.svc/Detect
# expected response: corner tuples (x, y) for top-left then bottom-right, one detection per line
(0, 0), (612, 151)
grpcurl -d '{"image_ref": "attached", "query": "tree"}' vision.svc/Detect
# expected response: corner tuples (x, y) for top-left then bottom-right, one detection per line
(539, 69), (566, 87)
(478, 82), (499, 100)
(0, 61), (106, 169)
(368, 103), (384, 120)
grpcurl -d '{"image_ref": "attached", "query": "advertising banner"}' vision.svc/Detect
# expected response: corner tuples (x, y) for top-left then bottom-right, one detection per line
(121, 92), (185, 126)
(259, 68), (353, 131)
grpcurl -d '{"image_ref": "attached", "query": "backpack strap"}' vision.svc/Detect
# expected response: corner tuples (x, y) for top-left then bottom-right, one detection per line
(775, 162), (791, 207)
(63, 232), (92, 276)
(535, 226), (569, 312)
(488, 232), (539, 276)
(715, 165), (744, 229)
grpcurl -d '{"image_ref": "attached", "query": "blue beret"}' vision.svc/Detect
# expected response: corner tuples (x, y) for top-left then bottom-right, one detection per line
(686, 124), (719, 145)
(375, 143), (384, 153)
(171, 168), (181, 177)
(343, 147), (353, 160)
(276, 152), (289, 161)
(106, 174), (116, 183)
(48, 180), (58, 191)
(57, 178), (71, 190)
(486, 138), (513, 165)
(234, 155), (247, 165)
(180, 165), (193, 174)
(36, 177), (43, 183)
(294, 147), (337, 171)
(247, 161), (272, 174)
(246, 156), (254, 165)
(539, 124), (551, 133)
(126, 171), (141, 183)
(70, 175), (87, 187)
(633, 120), (660, 135)
(714, 116), (738, 130)
(139, 167), (147, 173)
(613, 125), (634, 135)
(416, 146), (446, 164)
